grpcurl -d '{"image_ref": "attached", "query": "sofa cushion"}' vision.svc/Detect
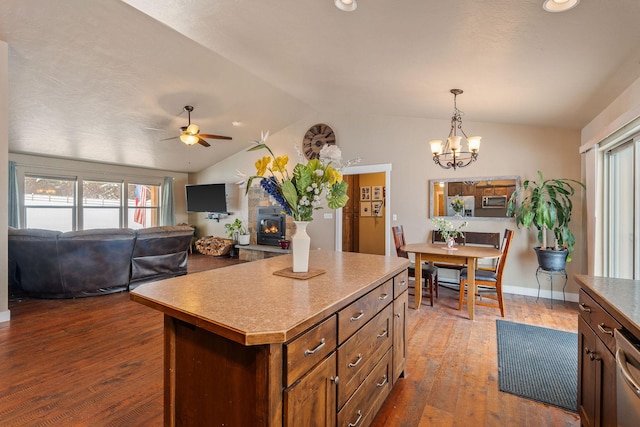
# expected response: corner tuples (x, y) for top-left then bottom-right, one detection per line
(57, 228), (136, 296)
(130, 226), (194, 285)
(8, 228), (63, 297)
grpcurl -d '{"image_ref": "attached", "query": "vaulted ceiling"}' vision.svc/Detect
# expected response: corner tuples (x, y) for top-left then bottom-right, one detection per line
(2, 0), (640, 172)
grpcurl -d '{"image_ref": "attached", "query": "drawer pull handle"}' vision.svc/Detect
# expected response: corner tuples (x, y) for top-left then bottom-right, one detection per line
(348, 353), (363, 368)
(348, 410), (363, 427)
(579, 303), (591, 313)
(304, 338), (325, 356)
(377, 329), (388, 339)
(376, 375), (388, 387)
(584, 347), (601, 362)
(597, 323), (614, 336)
(398, 280), (407, 287)
(330, 375), (339, 385)
(350, 310), (365, 322)
(378, 293), (389, 301)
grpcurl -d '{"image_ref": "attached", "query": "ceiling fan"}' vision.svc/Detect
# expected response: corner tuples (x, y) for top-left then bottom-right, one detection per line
(163, 105), (232, 147)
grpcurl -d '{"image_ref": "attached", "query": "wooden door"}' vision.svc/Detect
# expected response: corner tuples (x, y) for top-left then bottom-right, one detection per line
(284, 352), (337, 427)
(342, 175), (359, 252)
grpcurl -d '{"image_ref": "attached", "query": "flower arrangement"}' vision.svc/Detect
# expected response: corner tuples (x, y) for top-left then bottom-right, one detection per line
(450, 196), (465, 215)
(432, 217), (468, 243)
(245, 131), (351, 222)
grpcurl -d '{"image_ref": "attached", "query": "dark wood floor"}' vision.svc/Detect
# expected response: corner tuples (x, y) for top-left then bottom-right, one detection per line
(1, 255), (580, 426)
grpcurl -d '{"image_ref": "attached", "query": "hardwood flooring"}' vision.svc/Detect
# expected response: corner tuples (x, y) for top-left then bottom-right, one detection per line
(1, 255), (580, 426)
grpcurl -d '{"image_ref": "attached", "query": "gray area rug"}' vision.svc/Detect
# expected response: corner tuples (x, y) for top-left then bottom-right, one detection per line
(496, 320), (578, 412)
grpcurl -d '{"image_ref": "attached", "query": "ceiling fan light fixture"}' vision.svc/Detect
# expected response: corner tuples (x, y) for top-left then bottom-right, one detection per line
(334, 0), (357, 12)
(543, 0), (579, 12)
(180, 133), (199, 145)
(186, 123), (199, 135)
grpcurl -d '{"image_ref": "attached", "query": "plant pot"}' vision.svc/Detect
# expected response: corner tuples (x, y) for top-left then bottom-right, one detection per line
(534, 247), (568, 272)
(238, 234), (250, 245)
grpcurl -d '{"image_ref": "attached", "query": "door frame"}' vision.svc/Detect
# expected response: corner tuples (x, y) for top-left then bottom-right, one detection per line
(335, 163), (392, 256)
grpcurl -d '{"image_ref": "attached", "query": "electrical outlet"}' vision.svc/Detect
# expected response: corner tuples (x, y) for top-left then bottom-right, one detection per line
(323, 213), (333, 219)
(392, 214), (397, 221)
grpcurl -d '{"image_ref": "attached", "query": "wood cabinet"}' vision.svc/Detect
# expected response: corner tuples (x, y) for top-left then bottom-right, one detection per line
(392, 271), (408, 383)
(284, 352), (337, 427)
(577, 289), (620, 427)
(131, 251), (410, 427)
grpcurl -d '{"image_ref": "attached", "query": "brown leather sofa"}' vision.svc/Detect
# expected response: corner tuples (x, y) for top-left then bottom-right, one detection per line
(8, 225), (194, 298)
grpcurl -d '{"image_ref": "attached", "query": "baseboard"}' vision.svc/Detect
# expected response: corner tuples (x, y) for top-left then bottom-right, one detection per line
(502, 284), (578, 303)
(0, 309), (10, 323)
(434, 279), (579, 303)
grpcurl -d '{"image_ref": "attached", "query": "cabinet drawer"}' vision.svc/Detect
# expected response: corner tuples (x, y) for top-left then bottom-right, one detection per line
(285, 315), (337, 387)
(337, 303), (393, 409)
(338, 349), (392, 427)
(393, 270), (409, 298)
(338, 280), (393, 344)
(578, 289), (621, 354)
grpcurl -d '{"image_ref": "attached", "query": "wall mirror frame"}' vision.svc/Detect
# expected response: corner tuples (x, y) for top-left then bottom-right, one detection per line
(430, 175), (520, 221)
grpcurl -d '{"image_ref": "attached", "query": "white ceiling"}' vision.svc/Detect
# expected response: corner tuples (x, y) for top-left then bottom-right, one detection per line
(2, 0), (640, 173)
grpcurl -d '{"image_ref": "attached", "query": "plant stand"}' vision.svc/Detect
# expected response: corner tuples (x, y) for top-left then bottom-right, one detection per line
(535, 266), (568, 308)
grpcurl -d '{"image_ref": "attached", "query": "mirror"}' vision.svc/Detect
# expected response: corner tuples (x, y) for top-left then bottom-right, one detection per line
(429, 176), (520, 221)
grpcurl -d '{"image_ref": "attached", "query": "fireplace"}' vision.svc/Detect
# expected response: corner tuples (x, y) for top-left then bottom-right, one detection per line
(257, 206), (287, 246)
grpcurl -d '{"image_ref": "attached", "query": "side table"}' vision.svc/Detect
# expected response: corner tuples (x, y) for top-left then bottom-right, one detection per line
(535, 266), (567, 308)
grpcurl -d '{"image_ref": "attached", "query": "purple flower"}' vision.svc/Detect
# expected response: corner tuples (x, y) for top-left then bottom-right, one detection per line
(260, 177), (292, 216)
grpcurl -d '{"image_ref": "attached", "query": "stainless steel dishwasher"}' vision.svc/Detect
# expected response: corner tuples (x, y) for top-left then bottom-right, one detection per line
(615, 329), (640, 426)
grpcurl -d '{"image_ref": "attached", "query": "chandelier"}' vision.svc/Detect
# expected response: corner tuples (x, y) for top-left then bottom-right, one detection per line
(429, 89), (481, 170)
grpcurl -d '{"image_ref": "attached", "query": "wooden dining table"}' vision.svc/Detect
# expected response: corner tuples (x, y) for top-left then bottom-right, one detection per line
(400, 243), (502, 320)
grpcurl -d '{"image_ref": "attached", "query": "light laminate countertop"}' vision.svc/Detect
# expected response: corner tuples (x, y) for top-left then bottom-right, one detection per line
(574, 274), (640, 337)
(131, 250), (410, 346)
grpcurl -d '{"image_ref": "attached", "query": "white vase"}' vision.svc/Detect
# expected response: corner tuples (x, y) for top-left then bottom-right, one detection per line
(292, 220), (311, 273)
(447, 236), (455, 249)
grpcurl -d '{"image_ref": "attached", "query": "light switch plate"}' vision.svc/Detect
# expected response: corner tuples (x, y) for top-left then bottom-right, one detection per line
(324, 213), (333, 219)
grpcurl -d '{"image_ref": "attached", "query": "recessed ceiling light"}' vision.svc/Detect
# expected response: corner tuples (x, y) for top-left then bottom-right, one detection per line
(334, 0), (357, 12)
(232, 121), (241, 127)
(543, 0), (580, 12)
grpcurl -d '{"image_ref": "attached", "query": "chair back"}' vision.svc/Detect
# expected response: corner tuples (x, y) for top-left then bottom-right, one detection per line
(392, 225), (409, 259)
(495, 229), (515, 278)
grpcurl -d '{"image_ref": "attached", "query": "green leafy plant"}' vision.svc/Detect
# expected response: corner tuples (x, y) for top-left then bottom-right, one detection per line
(507, 170), (585, 262)
(224, 218), (247, 240)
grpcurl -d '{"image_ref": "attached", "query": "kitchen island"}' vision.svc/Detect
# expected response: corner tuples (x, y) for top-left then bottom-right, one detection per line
(131, 250), (410, 426)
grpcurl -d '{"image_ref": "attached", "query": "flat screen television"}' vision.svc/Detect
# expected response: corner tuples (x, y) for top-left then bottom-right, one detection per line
(185, 183), (228, 213)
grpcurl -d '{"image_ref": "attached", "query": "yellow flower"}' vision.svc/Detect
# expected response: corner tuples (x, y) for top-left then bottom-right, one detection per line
(273, 155), (289, 173)
(326, 167), (342, 184)
(255, 156), (271, 176)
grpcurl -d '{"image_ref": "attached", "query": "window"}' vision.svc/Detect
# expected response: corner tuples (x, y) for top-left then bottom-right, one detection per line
(24, 175), (77, 231)
(605, 139), (638, 279)
(82, 180), (123, 229)
(22, 174), (162, 231)
(127, 184), (160, 229)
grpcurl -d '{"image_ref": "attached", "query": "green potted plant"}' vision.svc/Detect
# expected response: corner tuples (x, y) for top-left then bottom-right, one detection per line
(224, 218), (250, 245)
(507, 170), (585, 270)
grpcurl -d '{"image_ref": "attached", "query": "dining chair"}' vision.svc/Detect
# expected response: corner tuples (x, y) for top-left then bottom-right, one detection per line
(458, 228), (514, 317)
(392, 225), (438, 306)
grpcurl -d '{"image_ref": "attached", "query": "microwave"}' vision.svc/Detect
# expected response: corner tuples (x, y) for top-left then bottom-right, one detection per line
(482, 195), (507, 208)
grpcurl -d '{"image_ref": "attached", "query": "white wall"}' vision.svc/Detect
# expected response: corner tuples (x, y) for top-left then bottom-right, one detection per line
(1, 40), (9, 322)
(580, 75), (640, 275)
(194, 113), (584, 299)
